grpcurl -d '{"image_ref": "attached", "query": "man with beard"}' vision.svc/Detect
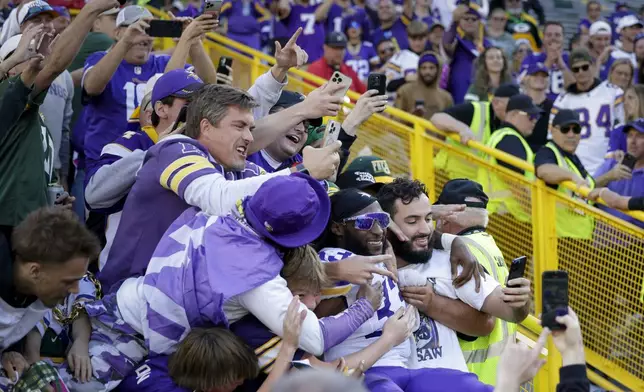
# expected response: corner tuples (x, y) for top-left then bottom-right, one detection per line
(376, 178), (531, 374)
(394, 52), (453, 120)
(317, 188), (494, 392)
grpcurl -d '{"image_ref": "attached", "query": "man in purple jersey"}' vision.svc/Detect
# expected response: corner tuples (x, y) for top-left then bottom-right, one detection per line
(99, 84), (344, 293)
(220, 0), (271, 50)
(520, 21), (574, 101)
(371, 0), (413, 51)
(344, 18), (378, 82)
(277, 0), (326, 62)
(316, 0), (371, 41)
(81, 6), (218, 183)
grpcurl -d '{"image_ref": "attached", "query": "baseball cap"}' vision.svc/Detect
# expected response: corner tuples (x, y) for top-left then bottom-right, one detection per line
(51, 6), (70, 20)
(18, 1), (59, 25)
(589, 21), (612, 36)
(330, 188), (378, 222)
(100, 7), (121, 17)
(525, 61), (548, 76)
(325, 31), (347, 48)
(345, 155), (395, 184)
(116, 5), (153, 28)
(335, 170), (383, 193)
(270, 90), (323, 127)
(552, 109), (581, 128)
(506, 94), (543, 115)
(436, 179), (488, 209)
(0, 34), (22, 62)
(623, 118), (644, 134)
(569, 48), (594, 66)
(150, 69), (204, 108)
(493, 83), (521, 98)
(617, 15), (643, 33)
(244, 173), (330, 248)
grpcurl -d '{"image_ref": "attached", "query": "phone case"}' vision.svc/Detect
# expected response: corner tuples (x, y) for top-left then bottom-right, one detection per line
(328, 71), (352, 98)
(323, 121), (341, 147)
(367, 73), (386, 96)
(204, 0), (223, 14)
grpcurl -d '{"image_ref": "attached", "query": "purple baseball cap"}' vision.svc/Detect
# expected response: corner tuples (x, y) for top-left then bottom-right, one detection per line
(623, 118), (644, 134)
(525, 61), (549, 76)
(245, 173), (331, 248)
(150, 69), (204, 108)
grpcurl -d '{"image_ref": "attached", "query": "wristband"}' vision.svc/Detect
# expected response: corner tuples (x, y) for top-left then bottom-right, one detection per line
(295, 163), (309, 176)
(441, 233), (456, 251)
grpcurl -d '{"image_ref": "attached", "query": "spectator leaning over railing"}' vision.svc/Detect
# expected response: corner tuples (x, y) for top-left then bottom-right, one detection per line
(432, 83), (520, 181)
(394, 51), (452, 120)
(0, 0), (118, 238)
(594, 118), (644, 229)
(478, 94), (542, 223)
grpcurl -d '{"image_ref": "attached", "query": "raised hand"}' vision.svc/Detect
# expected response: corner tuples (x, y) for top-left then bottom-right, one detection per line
(357, 281), (383, 311)
(13, 23), (44, 64)
(178, 13), (219, 44)
(274, 27), (308, 70)
(282, 296), (307, 349)
(334, 254), (396, 285)
(301, 83), (343, 119)
(449, 237), (485, 290)
(301, 141), (341, 179)
(496, 329), (548, 388)
(123, 19), (153, 47)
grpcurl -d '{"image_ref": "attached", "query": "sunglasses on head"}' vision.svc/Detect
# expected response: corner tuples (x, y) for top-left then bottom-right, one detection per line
(560, 125), (582, 134)
(571, 64), (590, 73)
(342, 212), (390, 231)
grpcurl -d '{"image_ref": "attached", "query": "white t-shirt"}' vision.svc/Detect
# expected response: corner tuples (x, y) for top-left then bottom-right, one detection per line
(0, 297), (48, 352)
(398, 250), (500, 372)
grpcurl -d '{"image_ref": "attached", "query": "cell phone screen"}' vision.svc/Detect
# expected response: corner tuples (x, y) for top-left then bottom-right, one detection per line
(542, 270), (568, 330)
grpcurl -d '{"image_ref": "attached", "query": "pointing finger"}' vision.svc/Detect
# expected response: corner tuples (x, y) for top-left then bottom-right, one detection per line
(285, 27), (302, 47)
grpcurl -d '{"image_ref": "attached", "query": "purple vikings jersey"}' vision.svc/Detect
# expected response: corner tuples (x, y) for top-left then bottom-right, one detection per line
(344, 41), (378, 81)
(246, 151), (302, 173)
(372, 16), (411, 51)
(81, 52), (191, 180)
(99, 135), (265, 294)
(521, 52), (570, 101)
(284, 4), (326, 62)
(448, 35), (491, 104)
(221, 0), (271, 50)
(119, 357), (189, 392)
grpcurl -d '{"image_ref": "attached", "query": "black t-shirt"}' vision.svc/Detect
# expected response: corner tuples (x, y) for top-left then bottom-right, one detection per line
(495, 124), (529, 174)
(526, 97), (554, 152)
(534, 142), (589, 189)
(443, 101), (502, 133)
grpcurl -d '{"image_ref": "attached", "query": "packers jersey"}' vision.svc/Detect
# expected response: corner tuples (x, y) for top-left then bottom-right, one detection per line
(551, 81), (624, 174)
(318, 247), (411, 368)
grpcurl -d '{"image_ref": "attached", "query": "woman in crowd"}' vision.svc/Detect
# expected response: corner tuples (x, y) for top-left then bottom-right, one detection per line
(511, 40), (531, 80)
(609, 84), (644, 153)
(465, 46), (512, 102)
(608, 58), (635, 91)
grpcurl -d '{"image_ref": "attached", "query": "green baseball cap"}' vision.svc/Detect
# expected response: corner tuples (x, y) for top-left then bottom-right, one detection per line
(345, 155), (395, 184)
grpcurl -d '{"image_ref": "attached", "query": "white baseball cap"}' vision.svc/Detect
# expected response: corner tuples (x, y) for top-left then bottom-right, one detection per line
(617, 15), (643, 34)
(17, 0), (59, 25)
(116, 5), (152, 28)
(141, 73), (163, 111)
(0, 34), (21, 62)
(589, 21), (612, 37)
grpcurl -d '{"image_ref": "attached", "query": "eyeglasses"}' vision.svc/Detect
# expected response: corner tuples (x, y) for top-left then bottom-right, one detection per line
(571, 64), (590, 73)
(343, 212), (390, 231)
(560, 125), (582, 134)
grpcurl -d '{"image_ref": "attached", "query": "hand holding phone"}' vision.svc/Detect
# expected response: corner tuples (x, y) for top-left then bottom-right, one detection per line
(146, 20), (184, 38)
(541, 270), (569, 331)
(325, 71), (352, 98)
(323, 120), (342, 147)
(367, 73), (387, 96)
(203, 0), (224, 18)
(506, 256), (527, 287)
(621, 153), (637, 170)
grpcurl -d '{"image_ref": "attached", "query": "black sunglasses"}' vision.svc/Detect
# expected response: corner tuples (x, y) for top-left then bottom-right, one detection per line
(560, 125), (582, 134)
(571, 64), (590, 73)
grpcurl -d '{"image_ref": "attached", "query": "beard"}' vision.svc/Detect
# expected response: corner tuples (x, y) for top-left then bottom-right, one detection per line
(421, 74), (437, 87)
(388, 232), (433, 264)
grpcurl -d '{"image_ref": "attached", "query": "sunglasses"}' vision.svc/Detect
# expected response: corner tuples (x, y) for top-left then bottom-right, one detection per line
(571, 64), (590, 73)
(560, 125), (582, 134)
(519, 111), (542, 121)
(343, 212), (390, 231)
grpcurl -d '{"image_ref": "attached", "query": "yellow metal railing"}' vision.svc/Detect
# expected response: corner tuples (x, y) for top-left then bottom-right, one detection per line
(77, 6), (643, 390)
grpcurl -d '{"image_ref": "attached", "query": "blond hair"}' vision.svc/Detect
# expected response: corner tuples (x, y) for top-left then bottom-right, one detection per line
(281, 245), (329, 293)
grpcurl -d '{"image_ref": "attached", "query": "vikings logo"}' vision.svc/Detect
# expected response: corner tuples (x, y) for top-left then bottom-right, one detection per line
(415, 314), (440, 350)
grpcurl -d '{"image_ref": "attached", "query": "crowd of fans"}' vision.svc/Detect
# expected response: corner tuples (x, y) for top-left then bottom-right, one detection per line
(0, 0), (642, 391)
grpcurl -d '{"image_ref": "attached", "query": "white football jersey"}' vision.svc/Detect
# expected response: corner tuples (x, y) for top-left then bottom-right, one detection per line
(551, 81), (625, 174)
(384, 50), (419, 103)
(399, 250), (500, 372)
(318, 248), (412, 368)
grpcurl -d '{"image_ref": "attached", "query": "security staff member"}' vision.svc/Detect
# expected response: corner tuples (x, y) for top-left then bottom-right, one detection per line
(432, 83), (521, 181)
(478, 94), (543, 222)
(435, 179), (514, 386)
(534, 109), (599, 239)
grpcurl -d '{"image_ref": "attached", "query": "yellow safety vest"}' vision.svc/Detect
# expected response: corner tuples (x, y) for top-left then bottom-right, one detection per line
(477, 127), (534, 223)
(435, 102), (493, 180)
(543, 142), (595, 239)
(458, 230), (515, 386)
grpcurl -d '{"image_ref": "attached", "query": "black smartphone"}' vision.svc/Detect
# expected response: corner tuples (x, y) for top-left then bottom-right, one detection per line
(542, 270), (569, 331)
(506, 256), (527, 287)
(216, 57), (233, 80)
(367, 73), (387, 96)
(414, 99), (425, 108)
(622, 153), (637, 170)
(146, 20), (184, 38)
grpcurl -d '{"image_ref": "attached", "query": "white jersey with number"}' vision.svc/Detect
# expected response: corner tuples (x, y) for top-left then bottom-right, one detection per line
(398, 250), (500, 372)
(318, 247), (413, 368)
(550, 81), (624, 174)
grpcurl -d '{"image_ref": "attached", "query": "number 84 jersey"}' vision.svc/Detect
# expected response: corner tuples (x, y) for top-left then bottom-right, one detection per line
(550, 80), (625, 174)
(318, 248), (412, 368)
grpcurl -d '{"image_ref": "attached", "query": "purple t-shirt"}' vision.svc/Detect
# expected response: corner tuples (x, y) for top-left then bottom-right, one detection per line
(221, 0), (270, 50)
(594, 158), (644, 229)
(372, 17), (410, 50)
(246, 151), (301, 173)
(344, 41), (377, 81)
(98, 136), (264, 293)
(283, 3), (326, 62)
(448, 36), (491, 104)
(119, 357), (188, 392)
(609, 124), (627, 152)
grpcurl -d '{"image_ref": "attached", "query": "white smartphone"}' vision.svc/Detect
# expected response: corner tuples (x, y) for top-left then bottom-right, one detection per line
(326, 71), (352, 98)
(323, 120), (342, 147)
(203, 0), (224, 17)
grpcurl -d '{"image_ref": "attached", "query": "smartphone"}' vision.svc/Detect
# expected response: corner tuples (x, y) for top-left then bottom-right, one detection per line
(541, 270), (569, 331)
(414, 99), (425, 108)
(216, 56), (233, 83)
(326, 71), (352, 99)
(323, 120), (342, 147)
(506, 256), (527, 287)
(203, 0), (224, 17)
(367, 73), (387, 96)
(146, 20), (184, 38)
(622, 153), (637, 170)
